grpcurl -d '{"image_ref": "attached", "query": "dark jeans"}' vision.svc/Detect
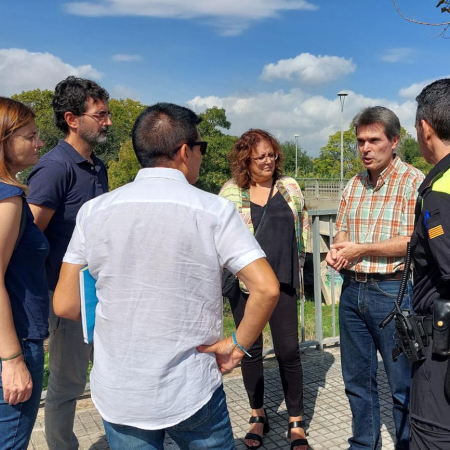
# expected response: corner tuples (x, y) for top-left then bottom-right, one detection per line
(0, 339), (45, 450)
(340, 278), (412, 450)
(229, 283), (303, 416)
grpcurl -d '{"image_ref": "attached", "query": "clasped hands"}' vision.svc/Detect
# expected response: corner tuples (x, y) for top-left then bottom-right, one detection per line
(325, 241), (362, 271)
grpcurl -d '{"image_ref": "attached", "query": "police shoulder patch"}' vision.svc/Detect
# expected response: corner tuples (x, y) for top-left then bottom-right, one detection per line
(429, 224), (444, 239)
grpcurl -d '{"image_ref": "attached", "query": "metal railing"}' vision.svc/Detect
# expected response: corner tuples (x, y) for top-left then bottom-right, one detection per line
(298, 178), (348, 200)
(260, 209), (340, 355)
(305, 209), (340, 350)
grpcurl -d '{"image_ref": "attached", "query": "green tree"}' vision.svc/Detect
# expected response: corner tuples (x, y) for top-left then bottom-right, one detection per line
(96, 98), (146, 164)
(108, 140), (141, 190)
(196, 107), (237, 194)
(314, 127), (363, 179)
(280, 140), (313, 178)
(396, 132), (433, 174)
(12, 89), (62, 156)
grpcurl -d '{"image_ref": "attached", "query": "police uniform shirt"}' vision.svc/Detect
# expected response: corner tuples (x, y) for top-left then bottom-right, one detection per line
(411, 153), (450, 315)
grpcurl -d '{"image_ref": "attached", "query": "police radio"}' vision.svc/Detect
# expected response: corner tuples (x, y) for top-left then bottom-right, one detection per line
(380, 243), (428, 363)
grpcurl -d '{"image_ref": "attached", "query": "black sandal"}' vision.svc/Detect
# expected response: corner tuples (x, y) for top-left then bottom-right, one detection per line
(288, 420), (309, 450)
(244, 409), (270, 450)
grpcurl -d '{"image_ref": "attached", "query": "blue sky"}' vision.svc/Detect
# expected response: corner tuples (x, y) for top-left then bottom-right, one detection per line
(1, 0), (449, 156)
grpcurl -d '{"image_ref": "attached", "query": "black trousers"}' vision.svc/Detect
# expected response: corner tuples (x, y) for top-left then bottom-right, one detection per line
(410, 337), (450, 449)
(229, 283), (304, 416)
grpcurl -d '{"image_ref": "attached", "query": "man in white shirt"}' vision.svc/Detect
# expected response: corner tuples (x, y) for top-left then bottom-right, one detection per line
(53, 102), (279, 450)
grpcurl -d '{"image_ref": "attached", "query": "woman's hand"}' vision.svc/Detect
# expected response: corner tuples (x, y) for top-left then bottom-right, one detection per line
(1, 357), (33, 405)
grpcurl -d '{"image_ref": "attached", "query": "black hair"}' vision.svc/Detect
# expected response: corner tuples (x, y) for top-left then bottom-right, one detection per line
(52, 76), (110, 134)
(353, 106), (400, 141)
(416, 78), (450, 143)
(132, 102), (202, 168)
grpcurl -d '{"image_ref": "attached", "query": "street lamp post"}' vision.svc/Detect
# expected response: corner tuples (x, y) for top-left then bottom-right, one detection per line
(337, 91), (348, 185)
(294, 134), (299, 178)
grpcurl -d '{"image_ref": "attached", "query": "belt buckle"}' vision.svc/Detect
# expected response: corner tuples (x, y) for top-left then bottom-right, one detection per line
(355, 272), (367, 283)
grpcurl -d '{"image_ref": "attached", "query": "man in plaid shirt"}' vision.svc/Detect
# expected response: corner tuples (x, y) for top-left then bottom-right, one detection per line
(326, 106), (424, 450)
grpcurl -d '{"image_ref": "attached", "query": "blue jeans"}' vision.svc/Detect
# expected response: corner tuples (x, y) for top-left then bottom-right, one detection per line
(340, 278), (412, 450)
(103, 384), (234, 450)
(0, 339), (45, 450)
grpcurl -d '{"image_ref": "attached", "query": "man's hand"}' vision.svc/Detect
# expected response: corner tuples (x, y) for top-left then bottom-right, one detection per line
(1, 357), (33, 405)
(331, 241), (363, 265)
(325, 247), (349, 271)
(197, 337), (245, 374)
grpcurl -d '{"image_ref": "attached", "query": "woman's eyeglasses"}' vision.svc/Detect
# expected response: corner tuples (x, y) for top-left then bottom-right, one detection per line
(250, 153), (278, 163)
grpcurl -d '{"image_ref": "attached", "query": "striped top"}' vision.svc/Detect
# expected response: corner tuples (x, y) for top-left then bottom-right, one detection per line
(335, 156), (424, 274)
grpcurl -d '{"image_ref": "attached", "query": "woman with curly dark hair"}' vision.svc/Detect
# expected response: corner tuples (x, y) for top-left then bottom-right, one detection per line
(0, 97), (48, 450)
(219, 129), (309, 450)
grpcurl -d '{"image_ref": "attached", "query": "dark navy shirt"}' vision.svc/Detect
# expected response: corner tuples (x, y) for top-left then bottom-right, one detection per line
(27, 140), (108, 290)
(1, 183), (49, 340)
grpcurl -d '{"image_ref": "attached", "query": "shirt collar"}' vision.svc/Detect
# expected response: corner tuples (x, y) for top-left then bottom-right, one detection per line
(419, 152), (450, 194)
(58, 139), (98, 165)
(365, 154), (400, 190)
(134, 167), (189, 184)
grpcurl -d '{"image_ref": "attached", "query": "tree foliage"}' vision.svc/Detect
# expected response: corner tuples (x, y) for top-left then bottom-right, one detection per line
(196, 107), (237, 194)
(11, 89), (146, 166)
(96, 98), (146, 164)
(313, 127), (364, 179)
(397, 133), (433, 175)
(12, 89), (63, 156)
(108, 140), (141, 190)
(315, 126), (433, 178)
(280, 140), (314, 177)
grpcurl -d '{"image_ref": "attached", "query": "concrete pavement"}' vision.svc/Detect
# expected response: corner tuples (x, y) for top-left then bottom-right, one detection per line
(29, 345), (397, 450)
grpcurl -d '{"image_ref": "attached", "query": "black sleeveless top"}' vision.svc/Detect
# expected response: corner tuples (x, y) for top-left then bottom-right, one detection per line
(250, 191), (299, 288)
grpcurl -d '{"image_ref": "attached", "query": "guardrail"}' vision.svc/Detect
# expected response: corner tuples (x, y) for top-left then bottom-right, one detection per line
(298, 178), (348, 200)
(259, 208), (340, 355)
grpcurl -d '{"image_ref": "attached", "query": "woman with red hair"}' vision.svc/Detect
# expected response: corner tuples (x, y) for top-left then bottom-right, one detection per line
(220, 129), (309, 450)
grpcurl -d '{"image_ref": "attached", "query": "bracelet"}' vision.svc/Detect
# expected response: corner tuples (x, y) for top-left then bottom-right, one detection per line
(1, 350), (23, 362)
(228, 332), (252, 358)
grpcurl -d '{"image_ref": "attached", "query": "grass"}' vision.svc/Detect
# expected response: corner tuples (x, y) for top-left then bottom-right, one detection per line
(42, 298), (338, 390)
(223, 297), (340, 345)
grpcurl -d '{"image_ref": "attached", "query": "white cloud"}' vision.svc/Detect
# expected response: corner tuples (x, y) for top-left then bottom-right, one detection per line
(0, 48), (102, 96)
(261, 53), (356, 86)
(398, 76), (450, 99)
(111, 54), (143, 62)
(65, 0), (318, 36)
(381, 48), (415, 63)
(187, 89), (418, 156)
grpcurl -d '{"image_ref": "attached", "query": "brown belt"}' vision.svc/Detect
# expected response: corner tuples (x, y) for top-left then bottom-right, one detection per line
(340, 269), (404, 283)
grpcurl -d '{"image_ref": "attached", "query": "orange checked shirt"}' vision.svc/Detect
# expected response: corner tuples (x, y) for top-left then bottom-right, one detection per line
(335, 155), (424, 274)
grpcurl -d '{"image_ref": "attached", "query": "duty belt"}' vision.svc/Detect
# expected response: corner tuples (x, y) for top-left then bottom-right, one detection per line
(340, 269), (404, 283)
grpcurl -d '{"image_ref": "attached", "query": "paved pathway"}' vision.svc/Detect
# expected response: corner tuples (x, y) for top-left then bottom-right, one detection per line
(29, 346), (397, 450)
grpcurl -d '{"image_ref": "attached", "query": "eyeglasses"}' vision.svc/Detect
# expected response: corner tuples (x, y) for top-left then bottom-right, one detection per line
(15, 130), (41, 147)
(81, 112), (112, 123)
(250, 153), (278, 163)
(173, 141), (208, 156)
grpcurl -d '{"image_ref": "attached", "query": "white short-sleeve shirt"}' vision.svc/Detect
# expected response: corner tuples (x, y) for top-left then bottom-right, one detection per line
(63, 168), (265, 430)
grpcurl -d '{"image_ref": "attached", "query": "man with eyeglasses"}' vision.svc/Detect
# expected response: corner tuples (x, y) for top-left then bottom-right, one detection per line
(27, 76), (110, 450)
(52, 102), (279, 450)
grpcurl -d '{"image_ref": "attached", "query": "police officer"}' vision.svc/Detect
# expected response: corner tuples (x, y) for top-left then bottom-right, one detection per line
(410, 78), (450, 449)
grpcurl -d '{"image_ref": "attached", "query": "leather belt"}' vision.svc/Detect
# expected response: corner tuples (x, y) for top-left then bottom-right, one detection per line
(340, 269), (404, 283)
